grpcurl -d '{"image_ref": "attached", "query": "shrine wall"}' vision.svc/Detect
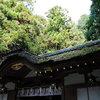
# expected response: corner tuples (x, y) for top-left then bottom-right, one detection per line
(64, 73), (85, 85)
(63, 69), (100, 100)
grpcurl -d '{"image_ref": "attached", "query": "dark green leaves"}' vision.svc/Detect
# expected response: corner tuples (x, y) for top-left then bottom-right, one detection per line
(85, 0), (100, 40)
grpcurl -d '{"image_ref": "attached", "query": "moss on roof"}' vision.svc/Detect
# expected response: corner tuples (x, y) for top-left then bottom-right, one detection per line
(45, 44), (100, 61)
(38, 39), (100, 62)
(1, 40), (100, 64)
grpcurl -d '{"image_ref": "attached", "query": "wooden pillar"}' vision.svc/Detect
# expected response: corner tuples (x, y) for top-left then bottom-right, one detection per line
(16, 97), (20, 100)
(15, 83), (20, 100)
(64, 88), (77, 100)
(61, 87), (65, 100)
(61, 77), (65, 100)
(7, 91), (16, 100)
(84, 73), (88, 84)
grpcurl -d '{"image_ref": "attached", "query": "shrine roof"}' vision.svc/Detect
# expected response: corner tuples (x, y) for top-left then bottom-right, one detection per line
(38, 39), (100, 62)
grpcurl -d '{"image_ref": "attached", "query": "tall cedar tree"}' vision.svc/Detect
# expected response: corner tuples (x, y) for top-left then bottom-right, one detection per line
(0, 0), (45, 54)
(85, 0), (100, 40)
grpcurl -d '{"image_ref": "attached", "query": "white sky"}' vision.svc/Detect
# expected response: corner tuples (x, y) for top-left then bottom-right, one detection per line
(33, 0), (92, 23)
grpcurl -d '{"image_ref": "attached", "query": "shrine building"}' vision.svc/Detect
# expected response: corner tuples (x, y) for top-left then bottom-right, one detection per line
(0, 39), (100, 100)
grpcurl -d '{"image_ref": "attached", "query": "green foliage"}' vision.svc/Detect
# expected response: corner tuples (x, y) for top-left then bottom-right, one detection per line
(42, 6), (86, 52)
(0, 0), (40, 52)
(70, 26), (86, 46)
(0, 2), (86, 54)
(77, 14), (89, 32)
(45, 6), (72, 32)
(85, 0), (100, 40)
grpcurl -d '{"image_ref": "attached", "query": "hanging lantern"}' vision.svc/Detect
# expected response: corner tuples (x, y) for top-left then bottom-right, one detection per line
(87, 74), (98, 85)
(50, 82), (56, 89)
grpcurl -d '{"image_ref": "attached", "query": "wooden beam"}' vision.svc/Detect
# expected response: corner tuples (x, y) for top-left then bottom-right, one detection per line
(23, 75), (50, 83)
(65, 81), (100, 89)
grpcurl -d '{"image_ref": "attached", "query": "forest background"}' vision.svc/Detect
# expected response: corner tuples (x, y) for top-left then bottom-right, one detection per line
(0, 0), (100, 54)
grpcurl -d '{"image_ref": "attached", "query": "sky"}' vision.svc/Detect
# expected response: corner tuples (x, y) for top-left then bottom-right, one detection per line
(33, 0), (92, 23)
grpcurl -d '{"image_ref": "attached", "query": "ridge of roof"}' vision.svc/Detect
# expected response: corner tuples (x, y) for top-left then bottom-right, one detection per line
(39, 39), (100, 58)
